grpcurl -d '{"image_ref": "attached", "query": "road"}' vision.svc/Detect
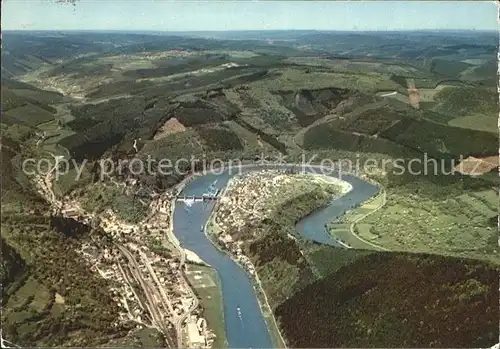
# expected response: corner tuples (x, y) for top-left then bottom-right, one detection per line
(175, 276), (199, 348)
(167, 189), (199, 348)
(348, 190), (390, 251)
(32, 159), (198, 348)
(293, 99), (387, 148)
(34, 152), (63, 209)
(116, 245), (167, 328)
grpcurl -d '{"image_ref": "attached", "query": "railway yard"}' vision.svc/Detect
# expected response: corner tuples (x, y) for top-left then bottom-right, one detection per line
(32, 168), (216, 348)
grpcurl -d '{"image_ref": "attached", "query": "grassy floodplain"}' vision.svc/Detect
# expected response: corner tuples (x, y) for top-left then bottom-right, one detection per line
(185, 265), (227, 349)
(359, 187), (498, 263)
(327, 190), (387, 250)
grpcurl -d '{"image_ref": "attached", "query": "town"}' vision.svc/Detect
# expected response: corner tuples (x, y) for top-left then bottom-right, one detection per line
(33, 168), (217, 348)
(209, 169), (347, 276)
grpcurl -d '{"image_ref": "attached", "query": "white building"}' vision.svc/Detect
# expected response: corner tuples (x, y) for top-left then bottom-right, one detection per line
(187, 321), (205, 347)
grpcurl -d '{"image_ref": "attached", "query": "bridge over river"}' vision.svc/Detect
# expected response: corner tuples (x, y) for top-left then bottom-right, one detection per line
(173, 181), (222, 202)
(174, 194), (220, 202)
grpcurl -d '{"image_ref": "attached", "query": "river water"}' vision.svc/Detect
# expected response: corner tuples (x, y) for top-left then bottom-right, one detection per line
(173, 165), (378, 348)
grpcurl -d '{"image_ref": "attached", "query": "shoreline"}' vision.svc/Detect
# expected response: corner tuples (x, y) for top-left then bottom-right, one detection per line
(168, 164), (380, 349)
(204, 204), (288, 349)
(202, 179), (287, 348)
(183, 248), (210, 266)
(308, 172), (353, 195)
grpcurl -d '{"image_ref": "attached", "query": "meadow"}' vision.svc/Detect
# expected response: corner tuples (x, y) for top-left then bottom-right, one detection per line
(185, 265), (227, 349)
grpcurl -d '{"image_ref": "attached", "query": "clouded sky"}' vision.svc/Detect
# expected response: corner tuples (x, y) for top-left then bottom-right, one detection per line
(2, 1), (498, 31)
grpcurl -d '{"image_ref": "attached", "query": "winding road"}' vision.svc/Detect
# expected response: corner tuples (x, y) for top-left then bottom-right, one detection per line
(348, 189), (389, 251)
(33, 161), (190, 348)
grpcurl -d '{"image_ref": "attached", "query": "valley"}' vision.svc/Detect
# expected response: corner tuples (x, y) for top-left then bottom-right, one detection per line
(1, 27), (498, 349)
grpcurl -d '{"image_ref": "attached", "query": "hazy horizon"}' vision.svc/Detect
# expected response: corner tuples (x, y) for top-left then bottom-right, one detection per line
(3, 28), (498, 33)
(2, 1), (498, 31)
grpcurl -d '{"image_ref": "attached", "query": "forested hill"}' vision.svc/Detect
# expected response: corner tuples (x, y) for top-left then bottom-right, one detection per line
(276, 251), (499, 348)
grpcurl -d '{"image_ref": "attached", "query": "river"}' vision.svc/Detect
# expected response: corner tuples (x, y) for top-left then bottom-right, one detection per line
(173, 165), (378, 348)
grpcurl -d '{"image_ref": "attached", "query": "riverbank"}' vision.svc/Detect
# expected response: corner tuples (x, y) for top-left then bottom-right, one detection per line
(184, 248), (210, 266)
(202, 171), (357, 349)
(308, 173), (353, 195)
(202, 178), (286, 348)
(167, 196), (182, 253)
(326, 185), (388, 251)
(185, 264), (227, 349)
(309, 172), (355, 249)
(204, 206), (287, 349)
(170, 163), (379, 348)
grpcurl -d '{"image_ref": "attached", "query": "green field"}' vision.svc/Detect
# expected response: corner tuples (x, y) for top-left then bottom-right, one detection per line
(470, 189), (498, 209)
(35, 119), (76, 156)
(185, 265), (227, 349)
(9, 88), (64, 105)
(418, 88), (440, 102)
(428, 86), (498, 133)
(99, 327), (165, 347)
(448, 114), (498, 133)
(456, 193), (497, 218)
(328, 192), (387, 250)
(53, 164), (94, 197)
(225, 120), (276, 153)
(359, 188), (498, 263)
(5, 103), (55, 126)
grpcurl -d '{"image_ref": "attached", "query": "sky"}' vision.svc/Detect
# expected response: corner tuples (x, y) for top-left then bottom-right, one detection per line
(2, 0), (498, 32)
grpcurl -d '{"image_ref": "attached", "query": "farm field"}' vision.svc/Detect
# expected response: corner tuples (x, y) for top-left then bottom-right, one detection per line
(276, 251), (499, 348)
(448, 114), (498, 133)
(185, 265), (227, 349)
(4, 104), (55, 126)
(359, 188), (498, 263)
(328, 192), (386, 250)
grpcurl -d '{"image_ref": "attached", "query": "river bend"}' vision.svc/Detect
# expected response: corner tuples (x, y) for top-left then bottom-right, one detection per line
(173, 165), (378, 348)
